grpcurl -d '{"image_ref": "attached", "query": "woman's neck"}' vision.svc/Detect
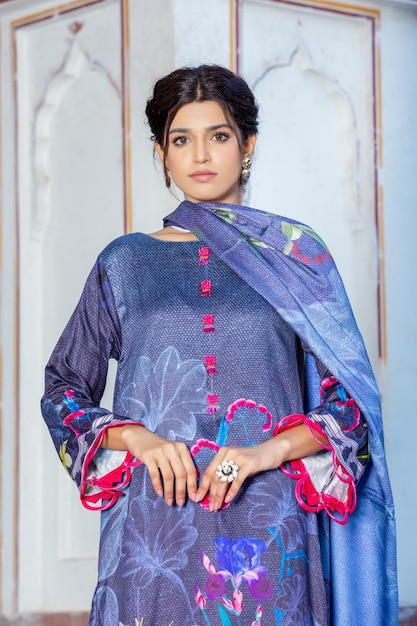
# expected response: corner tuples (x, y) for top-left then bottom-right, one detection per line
(147, 225), (199, 241)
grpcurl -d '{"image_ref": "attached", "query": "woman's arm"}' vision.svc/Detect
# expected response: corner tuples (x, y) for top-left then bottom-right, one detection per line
(41, 257), (141, 509)
(102, 424), (198, 506)
(103, 421), (325, 510)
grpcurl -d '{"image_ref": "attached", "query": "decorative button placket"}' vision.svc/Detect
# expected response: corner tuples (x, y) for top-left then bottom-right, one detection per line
(207, 394), (219, 414)
(203, 314), (215, 333)
(200, 279), (212, 297)
(204, 355), (217, 375)
(199, 247), (218, 414)
(198, 247), (210, 265)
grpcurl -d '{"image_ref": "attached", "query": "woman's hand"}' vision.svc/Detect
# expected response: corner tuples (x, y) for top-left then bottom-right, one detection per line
(196, 438), (285, 512)
(105, 425), (198, 506)
(103, 422), (325, 510)
(195, 424), (326, 511)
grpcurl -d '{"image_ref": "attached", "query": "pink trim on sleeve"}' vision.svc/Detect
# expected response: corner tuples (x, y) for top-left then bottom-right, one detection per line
(274, 413), (356, 525)
(80, 422), (143, 511)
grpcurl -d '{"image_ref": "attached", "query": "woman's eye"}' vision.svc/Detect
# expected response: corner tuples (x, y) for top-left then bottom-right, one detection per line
(212, 132), (230, 142)
(172, 135), (189, 146)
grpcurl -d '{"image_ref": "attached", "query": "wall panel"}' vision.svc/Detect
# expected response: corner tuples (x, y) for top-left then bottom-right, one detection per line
(238, 0), (381, 369)
(14, 0), (126, 611)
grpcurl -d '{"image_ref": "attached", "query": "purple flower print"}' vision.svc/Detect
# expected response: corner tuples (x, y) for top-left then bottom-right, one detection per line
(202, 536), (273, 601)
(196, 537), (274, 624)
(205, 573), (226, 599)
(248, 575), (273, 600)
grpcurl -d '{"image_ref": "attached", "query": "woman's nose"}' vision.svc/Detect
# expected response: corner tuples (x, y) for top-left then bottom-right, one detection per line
(193, 140), (210, 163)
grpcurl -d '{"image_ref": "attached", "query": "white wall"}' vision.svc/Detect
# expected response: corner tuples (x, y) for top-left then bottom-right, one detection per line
(0, 0), (416, 616)
(379, 2), (417, 606)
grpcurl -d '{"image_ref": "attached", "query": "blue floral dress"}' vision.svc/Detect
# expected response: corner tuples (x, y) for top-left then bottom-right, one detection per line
(42, 232), (368, 626)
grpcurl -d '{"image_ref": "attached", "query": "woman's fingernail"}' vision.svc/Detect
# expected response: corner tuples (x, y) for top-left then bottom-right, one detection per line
(178, 498), (185, 507)
(167, 498), (173, 506)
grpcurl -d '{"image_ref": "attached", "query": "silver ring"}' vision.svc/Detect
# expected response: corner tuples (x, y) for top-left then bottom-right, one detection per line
(216, 459), (239, 483)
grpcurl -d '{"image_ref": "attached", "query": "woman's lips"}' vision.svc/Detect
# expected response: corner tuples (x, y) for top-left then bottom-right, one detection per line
(189, 170), (217, 182)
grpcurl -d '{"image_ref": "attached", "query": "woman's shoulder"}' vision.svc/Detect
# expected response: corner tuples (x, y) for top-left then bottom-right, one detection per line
(99, 231), (155, 261)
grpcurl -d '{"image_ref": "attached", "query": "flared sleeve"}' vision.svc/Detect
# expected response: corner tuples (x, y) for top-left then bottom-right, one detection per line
(275, 346), (369, 524)
(41, 256), (140, 510)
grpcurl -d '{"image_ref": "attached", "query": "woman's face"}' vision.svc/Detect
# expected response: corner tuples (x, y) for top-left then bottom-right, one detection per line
(157, 100), (256, 205)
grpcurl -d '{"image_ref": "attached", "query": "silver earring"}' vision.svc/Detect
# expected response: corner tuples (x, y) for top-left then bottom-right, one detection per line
(240, 156), (252, 184)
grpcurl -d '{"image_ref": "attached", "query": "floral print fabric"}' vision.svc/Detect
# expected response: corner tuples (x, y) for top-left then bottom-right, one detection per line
(41, 203), (388, 625)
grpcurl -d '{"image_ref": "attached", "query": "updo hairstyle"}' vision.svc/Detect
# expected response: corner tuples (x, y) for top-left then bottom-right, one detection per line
(145, 64), (258, 184)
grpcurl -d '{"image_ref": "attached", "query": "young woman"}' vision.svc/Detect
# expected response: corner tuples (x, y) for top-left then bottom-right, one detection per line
(41, 65), (397, 626)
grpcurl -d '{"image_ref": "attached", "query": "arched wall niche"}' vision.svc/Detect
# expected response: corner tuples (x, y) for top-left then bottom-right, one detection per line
(237, 0), (382, 370)
(14, 0), (127, 613)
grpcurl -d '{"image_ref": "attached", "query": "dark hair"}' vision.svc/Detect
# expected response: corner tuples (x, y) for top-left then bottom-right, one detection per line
(145, 64), (258, 181)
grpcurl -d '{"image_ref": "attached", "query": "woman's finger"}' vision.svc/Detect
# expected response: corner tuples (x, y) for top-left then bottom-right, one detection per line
(163, 441), (197, 505)
(153, 456), (175, 505)
(209, 461), (250, 511)
(144, 457), (165, 499)
(197, 447), (263, 510)
(145, 441), (196, 506)
(178, 446), (198, 502)
(195, 448), (234, 510)
(167, 454), (188, 506)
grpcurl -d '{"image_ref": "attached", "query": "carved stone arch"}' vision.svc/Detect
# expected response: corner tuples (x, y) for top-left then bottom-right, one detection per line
(238, 5), (379, 367)
(33, 35), (121, 241)
(249, 43), (363, 231)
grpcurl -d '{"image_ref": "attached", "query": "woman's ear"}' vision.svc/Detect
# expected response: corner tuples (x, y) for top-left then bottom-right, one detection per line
(155, 142), (164, 163)
(244, 134), (257, 158)
(155, 142), (171, 188)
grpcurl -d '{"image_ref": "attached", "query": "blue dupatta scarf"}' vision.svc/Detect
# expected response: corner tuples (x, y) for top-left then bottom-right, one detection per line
(164, 200), (397, 625)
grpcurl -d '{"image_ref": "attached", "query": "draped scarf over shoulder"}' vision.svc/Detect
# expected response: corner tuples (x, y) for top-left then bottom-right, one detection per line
(164, 200), (398, 625)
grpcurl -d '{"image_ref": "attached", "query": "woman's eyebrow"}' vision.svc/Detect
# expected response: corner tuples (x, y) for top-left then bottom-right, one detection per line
(168, 123), (233, 134)
(208, 123), (233, 131)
